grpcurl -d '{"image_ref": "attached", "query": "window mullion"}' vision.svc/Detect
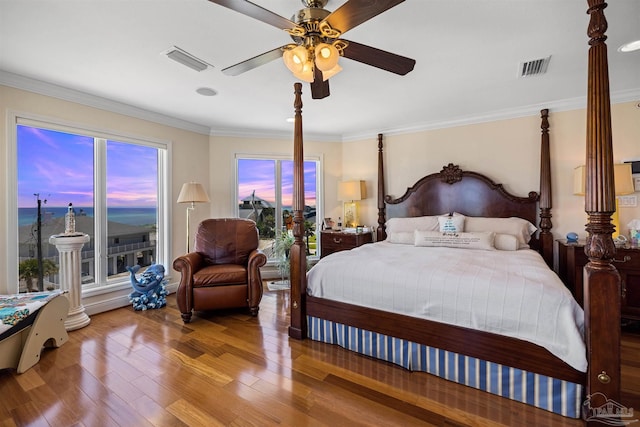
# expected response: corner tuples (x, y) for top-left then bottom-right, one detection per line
(94, 138), (108, 285)
(275, 160), (283, 232)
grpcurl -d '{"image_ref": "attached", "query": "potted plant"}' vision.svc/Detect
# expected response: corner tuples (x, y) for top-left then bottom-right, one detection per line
(274, 230), (295, 281)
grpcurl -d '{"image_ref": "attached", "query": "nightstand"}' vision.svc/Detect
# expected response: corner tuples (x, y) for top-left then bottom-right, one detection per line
(320, 230), (373, 258)
(557, 239), (640, 321)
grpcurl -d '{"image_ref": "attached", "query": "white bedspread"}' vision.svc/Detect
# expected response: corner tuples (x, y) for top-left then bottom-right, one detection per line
(307, 242), (586, 372)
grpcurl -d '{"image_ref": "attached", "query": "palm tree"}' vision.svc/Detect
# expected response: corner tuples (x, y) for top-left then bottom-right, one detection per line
(19, 258), (58, 291)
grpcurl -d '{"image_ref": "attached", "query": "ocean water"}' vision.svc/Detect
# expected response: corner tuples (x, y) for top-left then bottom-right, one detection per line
(19, 206), (157, 227)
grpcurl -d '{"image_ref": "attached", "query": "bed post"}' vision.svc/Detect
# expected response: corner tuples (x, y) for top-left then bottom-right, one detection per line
(583, 0), (621, 420)
(376, 134), (387, 241)
(289, 82), (307, 340)
(538, 109), (553, 268)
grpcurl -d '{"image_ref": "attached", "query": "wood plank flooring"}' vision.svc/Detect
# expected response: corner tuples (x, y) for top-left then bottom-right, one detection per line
(1, 286), (638, 426)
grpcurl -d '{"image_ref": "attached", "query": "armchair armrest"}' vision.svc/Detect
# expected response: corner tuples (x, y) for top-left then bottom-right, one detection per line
(173, 252), (204, 275)
(247, 249), (268, 310)
(173, 252), (205, 321)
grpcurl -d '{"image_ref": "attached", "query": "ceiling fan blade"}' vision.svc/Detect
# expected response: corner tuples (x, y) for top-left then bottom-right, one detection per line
(342, 40), (415, 75)
(222, 47), (284, 76)
(208, 0), (299, 31)
(324, 0), (405, 34)
(310, 67), (330, 99)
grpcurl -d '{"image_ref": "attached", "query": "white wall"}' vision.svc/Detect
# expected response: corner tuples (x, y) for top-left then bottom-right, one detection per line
(343, 102), (640, 241)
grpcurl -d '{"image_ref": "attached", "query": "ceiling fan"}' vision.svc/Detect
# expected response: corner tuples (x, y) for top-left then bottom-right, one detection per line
(208, 0), (416, 99)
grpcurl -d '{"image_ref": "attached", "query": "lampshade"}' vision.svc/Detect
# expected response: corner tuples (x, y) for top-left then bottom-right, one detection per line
(573, 166), (586, 196)
(338, 180), (366, 201)
(321, 64), (342, 81)
(614, 163), (635, 195)
(293, 60), (314, 83)
(177, 182), (210, 204)
(283, 40), (344, 83)
(314, 43), (339, 71)
(283, 45), (308, 74)
(573, 163), (634, 196)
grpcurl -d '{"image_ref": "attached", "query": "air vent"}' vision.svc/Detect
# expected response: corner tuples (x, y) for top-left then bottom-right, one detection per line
(166, 46), (211, 72)
(519, 56), (551, 77)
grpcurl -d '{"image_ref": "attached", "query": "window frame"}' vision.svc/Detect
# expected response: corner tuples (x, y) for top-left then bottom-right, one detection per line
(7, 112), (172, 295)
(234, 152), (323, 263)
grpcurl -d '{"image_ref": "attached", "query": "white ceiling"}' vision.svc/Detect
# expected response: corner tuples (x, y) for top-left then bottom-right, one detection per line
(1, 0), (639, 141)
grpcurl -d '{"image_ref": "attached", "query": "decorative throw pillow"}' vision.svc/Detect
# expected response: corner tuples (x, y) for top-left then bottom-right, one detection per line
(463, 216), (536, 249)
(438, 215), (465, 234)
(414, 230), (495, 250)
(494, 233), (519, 251)
(386, 231), (415, 245)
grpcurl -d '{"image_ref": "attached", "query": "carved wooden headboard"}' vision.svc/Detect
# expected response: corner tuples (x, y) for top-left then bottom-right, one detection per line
(381, 163), (541, 251)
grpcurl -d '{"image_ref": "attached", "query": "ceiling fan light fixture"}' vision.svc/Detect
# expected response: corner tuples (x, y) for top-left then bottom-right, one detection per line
(293, 60), (314, 83)
(314, 43), (339, 71)
(284, 45), (309, 73)
(322, 63), (342, 81)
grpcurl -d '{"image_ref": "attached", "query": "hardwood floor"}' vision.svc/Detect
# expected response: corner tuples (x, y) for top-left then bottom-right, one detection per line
(1, 286), (638, 426)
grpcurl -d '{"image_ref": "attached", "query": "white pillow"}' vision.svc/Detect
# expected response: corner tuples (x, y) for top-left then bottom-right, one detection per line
(462, 216), (536, 249)
(494, 233), (519, 251)
(387, 231), (415, 245)
(438, 215), (465, 233)
(386, 216), (440, 234)
(414, 230), (495, 250)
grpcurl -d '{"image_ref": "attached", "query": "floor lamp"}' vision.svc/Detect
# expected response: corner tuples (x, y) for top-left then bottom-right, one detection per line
(177, 182), (210, 253)
(574, 163), (634, 239)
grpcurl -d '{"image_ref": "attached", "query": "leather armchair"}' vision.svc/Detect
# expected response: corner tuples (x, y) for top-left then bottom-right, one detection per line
(173, 218), (267, 323)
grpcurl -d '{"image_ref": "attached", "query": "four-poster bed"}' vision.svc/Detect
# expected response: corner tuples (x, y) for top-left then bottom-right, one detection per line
(287, 0), (621, 421)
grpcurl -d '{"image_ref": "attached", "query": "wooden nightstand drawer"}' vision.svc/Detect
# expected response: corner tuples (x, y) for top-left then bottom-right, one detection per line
(320, 231), (372, 258)
(557, 239), (640, 321)
(613, 250), (640, 269)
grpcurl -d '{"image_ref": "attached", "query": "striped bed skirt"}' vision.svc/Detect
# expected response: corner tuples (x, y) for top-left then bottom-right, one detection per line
(307, 316), (583, 418)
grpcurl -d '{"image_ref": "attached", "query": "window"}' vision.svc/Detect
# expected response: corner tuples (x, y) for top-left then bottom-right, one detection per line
(14, 119), (168, 293)
(236, 156), (320, 261)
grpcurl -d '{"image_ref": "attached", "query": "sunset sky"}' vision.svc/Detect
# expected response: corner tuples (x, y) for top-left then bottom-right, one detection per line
(17, 125), (158, 208)
(237, 159), (317, 207)
(18, 125), (317, 210)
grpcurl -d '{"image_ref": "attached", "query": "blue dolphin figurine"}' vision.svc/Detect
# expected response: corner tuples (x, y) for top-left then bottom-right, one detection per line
(126, 264), (165, 296)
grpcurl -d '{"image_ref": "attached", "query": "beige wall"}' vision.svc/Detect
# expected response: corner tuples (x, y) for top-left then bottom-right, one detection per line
(344, 102), (640, 242)
(2, 83), (638, 295)
(0, 85), (210, 294)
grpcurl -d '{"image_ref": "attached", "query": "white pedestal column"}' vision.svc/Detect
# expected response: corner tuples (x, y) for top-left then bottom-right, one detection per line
(49, 233), (91, 331)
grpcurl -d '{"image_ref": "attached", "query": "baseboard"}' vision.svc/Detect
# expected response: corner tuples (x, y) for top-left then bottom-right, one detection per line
(83, 282), (178, 316)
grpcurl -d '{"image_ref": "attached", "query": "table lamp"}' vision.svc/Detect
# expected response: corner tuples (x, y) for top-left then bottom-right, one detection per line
(338, 180), (366, 228)
(574, 163), (634, 239)
(177, 182), (210, 252)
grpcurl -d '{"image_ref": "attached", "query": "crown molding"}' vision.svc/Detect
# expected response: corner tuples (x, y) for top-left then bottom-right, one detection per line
(341, 88), (640, 142)
(0, 70), (211, 136)
(3, 69), (638, 143)
(209, 126), (340, 143)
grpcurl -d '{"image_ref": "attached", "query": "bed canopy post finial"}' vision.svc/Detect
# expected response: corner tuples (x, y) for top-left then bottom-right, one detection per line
(538, 109), (553, 268)
(376, 134), (387, 241)
(289, 82), (307, 340)
(583, 0), (621, 415)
